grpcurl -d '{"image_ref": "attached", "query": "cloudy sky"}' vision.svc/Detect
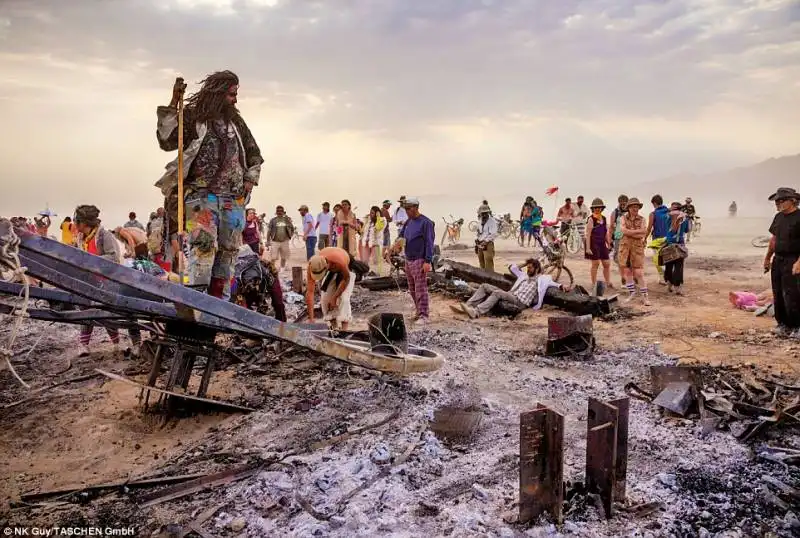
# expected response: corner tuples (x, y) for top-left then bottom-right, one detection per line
(1, 0), (799, 223)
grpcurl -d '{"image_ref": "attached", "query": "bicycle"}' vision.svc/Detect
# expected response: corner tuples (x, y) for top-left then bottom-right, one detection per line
(498, 214), (518, 240)
(752, 235), (771, 248)
(540, 240), (574, 288)
(559, 222), (583, 255)
(440, 215), (464, 247)
(688, 216), (701, 240)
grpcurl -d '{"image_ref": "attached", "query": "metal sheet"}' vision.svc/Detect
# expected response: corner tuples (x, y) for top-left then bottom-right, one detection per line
(519, 404), (564, 524)
(586, 398), (618, 519)
(16, 231), (444, 373)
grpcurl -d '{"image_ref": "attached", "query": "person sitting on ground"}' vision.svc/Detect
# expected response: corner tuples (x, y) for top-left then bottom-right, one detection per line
(452, 259), (565, 319)
(306, 247), (354, 331)
(114, 225), (149, 259)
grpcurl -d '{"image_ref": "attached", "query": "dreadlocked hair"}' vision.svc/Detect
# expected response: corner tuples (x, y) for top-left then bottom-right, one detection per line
(74, 205), (101, 228)
(185, 70), (240, 123)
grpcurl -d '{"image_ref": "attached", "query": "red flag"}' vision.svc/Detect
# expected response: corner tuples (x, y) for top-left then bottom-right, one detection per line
(545, 185), (559, 196)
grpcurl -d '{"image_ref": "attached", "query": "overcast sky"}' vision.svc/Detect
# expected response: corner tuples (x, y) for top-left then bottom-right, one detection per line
(1, 0), (798, 224)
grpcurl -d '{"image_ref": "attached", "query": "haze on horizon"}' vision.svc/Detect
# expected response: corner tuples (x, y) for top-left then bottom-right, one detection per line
(1, 0), (799, 225)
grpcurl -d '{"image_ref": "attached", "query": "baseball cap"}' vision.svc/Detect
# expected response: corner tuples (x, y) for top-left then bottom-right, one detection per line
(382, 199), (391, 205)
(309, 255), (329, 281)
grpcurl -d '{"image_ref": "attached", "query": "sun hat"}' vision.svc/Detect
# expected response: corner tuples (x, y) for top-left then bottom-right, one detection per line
(590, 198), (605, 209)
(626, 197), (643, 209)
(478, 204), (491, 214)
(768, 187), (800, 201)
(309, 255), (329, 281)
(405, 197), (420, 206)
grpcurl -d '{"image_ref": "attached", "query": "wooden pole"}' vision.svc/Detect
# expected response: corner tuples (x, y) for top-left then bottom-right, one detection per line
(176, 78), (185, 284)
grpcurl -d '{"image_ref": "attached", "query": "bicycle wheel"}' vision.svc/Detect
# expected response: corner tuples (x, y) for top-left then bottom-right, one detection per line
(565, 231), (582, 255)
(468, 221), (479, 233)
(440, 228), (449, 247)
(751, 235), (771, 248)
(544, 263), (574, 288)
(500, 224), (513, 240)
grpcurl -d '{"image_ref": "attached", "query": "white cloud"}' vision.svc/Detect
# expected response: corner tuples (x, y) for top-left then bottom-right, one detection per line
(0, 0), (798, 223)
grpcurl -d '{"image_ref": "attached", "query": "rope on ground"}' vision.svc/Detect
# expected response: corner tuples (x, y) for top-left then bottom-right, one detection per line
(0, 218), (31, 388)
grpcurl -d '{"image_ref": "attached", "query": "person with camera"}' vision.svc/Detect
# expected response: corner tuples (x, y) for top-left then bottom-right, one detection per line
(475, 203), (498, 273)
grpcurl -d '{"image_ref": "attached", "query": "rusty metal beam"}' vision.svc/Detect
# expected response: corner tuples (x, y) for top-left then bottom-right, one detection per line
(519, 404), (564, 524)
(608, 397), (630, 502)
(586, 398), (618, 519)
(16, 231), (443, 374)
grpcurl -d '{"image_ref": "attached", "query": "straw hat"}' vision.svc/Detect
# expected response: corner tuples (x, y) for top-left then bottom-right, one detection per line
(309, 255), (329, 281)
(626, 197), (643, 209)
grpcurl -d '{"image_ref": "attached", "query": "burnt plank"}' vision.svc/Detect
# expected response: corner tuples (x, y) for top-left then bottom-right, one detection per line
(586, 398), (618, 519)
(519, 405), (564, 524)
(292, 266), (304, 293)
(608, 397), (630, 502)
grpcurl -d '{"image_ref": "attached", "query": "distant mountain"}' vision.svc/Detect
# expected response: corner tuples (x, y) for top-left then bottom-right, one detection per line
(631, 153), (800, 217)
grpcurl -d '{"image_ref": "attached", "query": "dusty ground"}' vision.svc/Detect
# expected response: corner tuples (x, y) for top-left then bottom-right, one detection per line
(1, 216), (798, 537)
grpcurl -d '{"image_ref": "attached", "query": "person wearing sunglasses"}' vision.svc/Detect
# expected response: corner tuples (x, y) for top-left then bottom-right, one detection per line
(765, 188), (800, 337)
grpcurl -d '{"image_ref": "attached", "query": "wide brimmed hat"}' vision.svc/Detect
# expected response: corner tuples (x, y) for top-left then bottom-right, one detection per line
(590, 198), (605, 209)
(768, 187), (800, 201)
(309, 255), (329, 281)
(478, 203), (491, 214)
(626, 197), (643, 209)
(405, 197), (420, 206)
(398, 195), (407, 203)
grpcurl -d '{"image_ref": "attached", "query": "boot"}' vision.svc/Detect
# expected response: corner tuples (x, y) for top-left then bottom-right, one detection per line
(209, 277), (226, 299)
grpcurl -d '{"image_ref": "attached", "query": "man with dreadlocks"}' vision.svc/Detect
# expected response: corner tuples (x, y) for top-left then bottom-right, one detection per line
(155, 71), (264, 299)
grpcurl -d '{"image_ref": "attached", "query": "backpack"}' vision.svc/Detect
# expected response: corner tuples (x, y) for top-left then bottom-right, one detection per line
(148, 218), (164, 255)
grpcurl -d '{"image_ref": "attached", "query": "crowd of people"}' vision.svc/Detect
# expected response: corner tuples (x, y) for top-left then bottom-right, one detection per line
(7, 70), (797, 349)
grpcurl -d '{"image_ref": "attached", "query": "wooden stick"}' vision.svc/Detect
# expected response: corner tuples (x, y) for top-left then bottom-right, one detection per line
(176, 82), (185, 284)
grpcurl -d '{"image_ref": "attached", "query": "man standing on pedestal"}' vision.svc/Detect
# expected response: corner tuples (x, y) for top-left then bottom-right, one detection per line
(155, 71), (263, 299)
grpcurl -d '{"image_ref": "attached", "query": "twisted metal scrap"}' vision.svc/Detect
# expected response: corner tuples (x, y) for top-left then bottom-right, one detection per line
(0, 218), (31, 388)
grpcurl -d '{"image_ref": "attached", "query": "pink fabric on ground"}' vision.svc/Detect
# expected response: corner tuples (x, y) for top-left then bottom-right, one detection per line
(729, 291), (758, 309)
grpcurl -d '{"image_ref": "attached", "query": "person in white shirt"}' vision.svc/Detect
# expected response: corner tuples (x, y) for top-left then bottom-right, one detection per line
(316, 202), (333, 250)
(475, 203), (498, 272)
(394, 195), (409, 237)
(453, 259), (564, 318)
(299, 205), (317, 261)
(574, 195), (590, 239)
